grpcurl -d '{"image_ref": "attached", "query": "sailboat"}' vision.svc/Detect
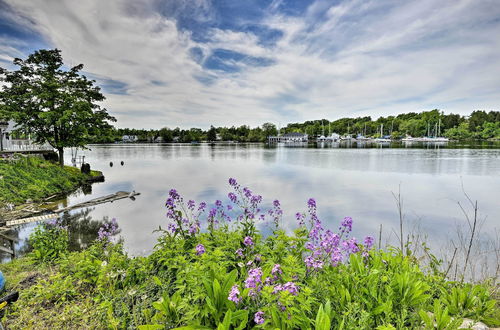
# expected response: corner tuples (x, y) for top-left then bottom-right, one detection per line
(374, 124), (391, 143)
(317, 120), (327, 142)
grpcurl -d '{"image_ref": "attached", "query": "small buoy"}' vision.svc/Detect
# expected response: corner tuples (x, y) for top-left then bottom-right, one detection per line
(110, 161), (113, 167)
(120, 161), (124, 166)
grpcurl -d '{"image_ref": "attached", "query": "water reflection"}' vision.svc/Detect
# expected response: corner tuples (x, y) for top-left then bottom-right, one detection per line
(1, 209), (119, 260)
(5, 143), (500, 259)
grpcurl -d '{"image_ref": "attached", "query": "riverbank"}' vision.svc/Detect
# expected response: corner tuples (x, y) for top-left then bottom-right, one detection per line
(0, 183), (498, 329)
(0, 156), (103, 221)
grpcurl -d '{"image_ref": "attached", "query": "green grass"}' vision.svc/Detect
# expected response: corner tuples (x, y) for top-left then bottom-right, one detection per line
(0, 156), (100, 206)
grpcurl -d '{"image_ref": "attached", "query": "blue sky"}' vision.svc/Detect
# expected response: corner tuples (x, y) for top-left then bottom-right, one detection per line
(1, 0), (499, 129)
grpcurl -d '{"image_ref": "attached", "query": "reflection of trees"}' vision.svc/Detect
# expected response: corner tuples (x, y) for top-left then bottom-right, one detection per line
(58, 208), (120, 251)
(0, 208), (121, 260)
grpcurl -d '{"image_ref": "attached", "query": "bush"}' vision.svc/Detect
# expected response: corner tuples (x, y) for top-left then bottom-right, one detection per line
(29, 220), (69, 263)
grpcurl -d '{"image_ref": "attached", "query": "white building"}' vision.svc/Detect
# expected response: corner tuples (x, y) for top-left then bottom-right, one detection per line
(122, 135), (138, 142)
(268, 132), (308, 143)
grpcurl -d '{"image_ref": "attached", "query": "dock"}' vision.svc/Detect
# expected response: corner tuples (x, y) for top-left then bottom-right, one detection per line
(4, 191), (140, 227)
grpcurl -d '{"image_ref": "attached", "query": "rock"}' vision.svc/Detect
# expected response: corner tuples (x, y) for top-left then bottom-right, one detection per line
(460, 319), (489, 330)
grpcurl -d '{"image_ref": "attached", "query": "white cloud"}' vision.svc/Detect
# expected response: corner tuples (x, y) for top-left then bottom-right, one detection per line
(2, 0), (500, 128)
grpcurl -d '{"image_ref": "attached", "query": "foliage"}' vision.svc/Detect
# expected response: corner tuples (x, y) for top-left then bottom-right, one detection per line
(29, 219), (69, 263)
(0, 179), (498, 329)
(104, 110), (498, 143)
(0, 156), (98, 207)
(0, 49), (116, 165)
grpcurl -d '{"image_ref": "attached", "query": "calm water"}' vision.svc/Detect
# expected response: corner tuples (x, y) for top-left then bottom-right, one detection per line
(8, 143), (500, 257)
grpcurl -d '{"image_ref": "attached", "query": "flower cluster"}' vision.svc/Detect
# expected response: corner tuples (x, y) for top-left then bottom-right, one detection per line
(165, 189), (204, 236)
(228, 284), (241, 304)
(243, 236), (254, 246)
(195, 244), (205, 255)
(97, 218), (119, 242)
(273, 282), (299, 296)
(254, 311), (265, 325)
(299, 198), (374, 270)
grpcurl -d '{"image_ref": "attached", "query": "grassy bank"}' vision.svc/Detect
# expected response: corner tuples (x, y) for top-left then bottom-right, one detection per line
(0, 156), (101, 207)
(0, 180), (498, 329)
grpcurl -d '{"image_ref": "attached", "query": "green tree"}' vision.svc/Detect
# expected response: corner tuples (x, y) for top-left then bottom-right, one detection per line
(207, 125), (217, 141)
(159, 127), (173, 142)
(0, 49), (116, 166)
(261, 122), (277, 139)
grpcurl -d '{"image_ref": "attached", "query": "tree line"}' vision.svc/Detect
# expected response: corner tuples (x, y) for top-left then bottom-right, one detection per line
(108, 109), (499, 143)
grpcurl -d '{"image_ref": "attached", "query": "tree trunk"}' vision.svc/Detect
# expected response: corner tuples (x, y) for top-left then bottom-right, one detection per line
(57, 147), (64, 167)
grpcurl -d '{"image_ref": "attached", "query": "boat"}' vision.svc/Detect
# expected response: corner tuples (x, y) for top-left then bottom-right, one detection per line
(374, 124), (391, 143)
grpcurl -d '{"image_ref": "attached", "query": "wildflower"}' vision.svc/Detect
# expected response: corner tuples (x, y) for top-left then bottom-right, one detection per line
(215, 200), (222, 207)
(271, 264), (282, 275)
(254, 311), (265, 325)
(98, 218), (119, 241)
(341, 216), (353, 232)
(273, 199), (280, 207)
(195, 244), (205, 255)
(308, 198), (316, 209)
(305, 256), (324, 269)
(198, 202), (207, 211)
(169, 189), (179, 200)
(187, 200), (195, 210)
(283, 282), (299, 295)
(244, 267), (263, 289)
(235, 248), (244, 258)
(167, 223), (178, 233)
(228, 284), (241, 303)
(364, 236), (374, 249)
(188, 223), (199, 235)
(229, 178), (237, 186)
(227, 192), (238, 203)
(243, 236), (254, 246)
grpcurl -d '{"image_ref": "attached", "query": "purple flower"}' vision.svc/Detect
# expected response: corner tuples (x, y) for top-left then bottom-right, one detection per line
(195, 244), (205, 255)
(364, 236), (374, 249)
(97, 218), (119, 242)
(244, 267), (263, 289)
(229, 178), (237, 186)
(215, 200), (222, 207)
(341, 216), (353, 232)
(169, 189), (179, 200)
(235, 248), (244, 258)
(271, 264), (282, 275)
(243, 236), (254, 246)
(254, 311), (265, 325)
(228, 192), (237, 203)
(283, 282), (299, 295)
(243, 187), (252, 198)
(273, 200), (280, 207)
(187, 200), (195, 210)
(308, 198), (316, 208)
(228, 284), (241, 303)
(167, 223), (178, 233)
(305, 256), (324, 269)
(198, 202), (207, 211)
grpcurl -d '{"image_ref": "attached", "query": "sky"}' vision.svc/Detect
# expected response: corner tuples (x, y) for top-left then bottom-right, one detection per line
(0, 0), (499, 129)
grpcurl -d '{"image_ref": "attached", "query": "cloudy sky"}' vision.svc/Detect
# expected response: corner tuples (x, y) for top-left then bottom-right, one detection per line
(0, 0), (499, 129)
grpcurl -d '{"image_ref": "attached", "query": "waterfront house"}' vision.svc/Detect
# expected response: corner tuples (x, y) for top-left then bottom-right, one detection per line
(268, 132), (308, 143)
(122, 135), (138, 142)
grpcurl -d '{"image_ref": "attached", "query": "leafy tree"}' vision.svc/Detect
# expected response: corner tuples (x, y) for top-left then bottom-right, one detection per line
(469, 110), (489, 132)
(0, 49), (116, 166)
(159, 127), (174, 142)
(261, 122), (277, 139)
(207, 125), (217, 141)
